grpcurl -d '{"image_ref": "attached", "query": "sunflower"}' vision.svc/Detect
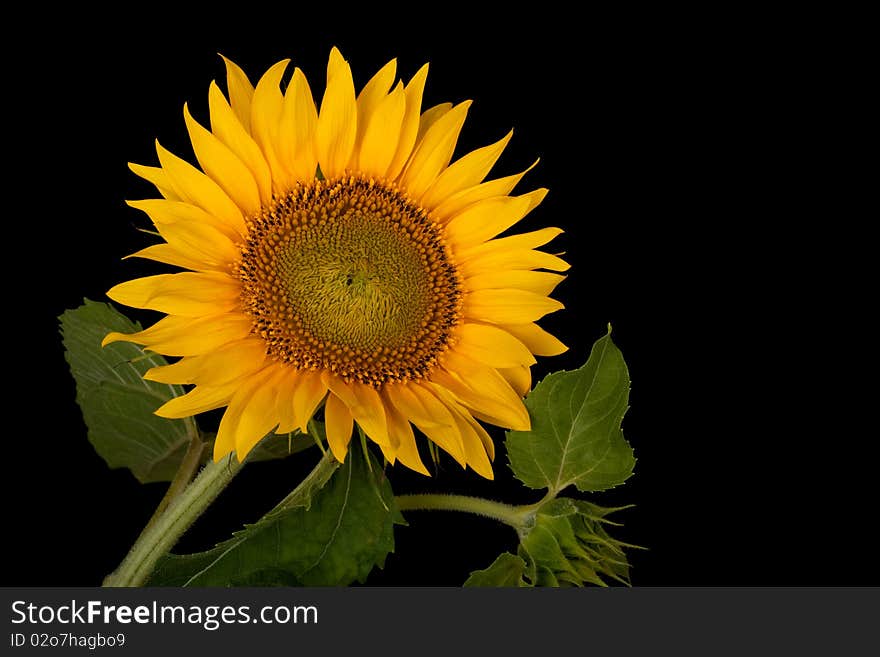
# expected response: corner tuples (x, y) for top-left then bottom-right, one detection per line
(104, 48), (568, 479)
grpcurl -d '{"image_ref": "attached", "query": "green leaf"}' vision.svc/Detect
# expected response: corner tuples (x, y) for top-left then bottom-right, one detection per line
(506, 327), (635, 495)
(464, 553), (528, 587)
(60, 300), (198, 483)
(467, 328), (639, 586)
(148, 438), (398, 586)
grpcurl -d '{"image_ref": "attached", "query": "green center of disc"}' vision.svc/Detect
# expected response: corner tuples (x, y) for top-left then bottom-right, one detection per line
(277, 210), (432, 352)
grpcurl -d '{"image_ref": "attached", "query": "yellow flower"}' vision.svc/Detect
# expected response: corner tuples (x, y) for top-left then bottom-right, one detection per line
(105, 48), (568, 479)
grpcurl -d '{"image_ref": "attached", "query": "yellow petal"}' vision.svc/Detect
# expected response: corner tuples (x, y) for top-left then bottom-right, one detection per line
(101, 315), (187, 348)
(144, 337), (268, 386)
(184, 103), (262, 216)
(420, 130), (512, 211)
(458, 406), (496, 461)
(355, 58), (397, 151)
(102, 313), (252, 356)
(432, 353), (530, 430)
(351, 383), (392, 446)
(127, 198), (242, 243)
(415, 103), (452, 143)
(107, 272), (240, 316)
(156, 382), (237, 419)
(234, 371), (285, 460)
(385, 383), (448, 429)
(397, 436), (430, 474)
(144, 356), (202, 385)
(429, 386), (494, 479)
(386, 383), (466, 465)
(357, 82), (406, 179)
(449, 412), (494, 479)
(155, 141), (246, 236)
(125, 244), (208, 272)
(386, 63), (429, 181)
(128, 163), (180, 200)
(464, 288), (564, 324)
(278, 68), (319, 183)
(152, 215), (239, 269)
(431, 365), (529, 429)
(250, 59), (290, 192)
(378, 441), (398, 466)
(524, 187), (546, 213)
(501, 323), (568, 357)
(400, 101), (471, 200)
(465, 270), (566, 296)
(324, 375), (390, 446)
(459, 248), (570, 277)
(357, 59), (397, 116)
(208, 81), (273, 204)
(292, 370), (328, 433)
(498, 365), (531, 398)
(432, 158), (539, 220)
(325, 392), (354, 462)
(453, 323), (536, 368)
(456, 226), (567, 274)
(274, 370), (301, 434)
(316, 47), (357, 179)
(221, 55), (255, 133)
(406, 384), (467, 466)
(381, 391), (429, 475)
(214, 367), (279, 461)
(445, 193), (535, 250)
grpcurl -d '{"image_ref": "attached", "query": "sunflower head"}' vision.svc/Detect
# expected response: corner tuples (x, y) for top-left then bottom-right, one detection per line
(105, 48), (568, 479)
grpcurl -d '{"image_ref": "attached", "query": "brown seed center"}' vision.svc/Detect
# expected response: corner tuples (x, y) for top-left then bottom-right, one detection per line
(237, 177), (461, 385)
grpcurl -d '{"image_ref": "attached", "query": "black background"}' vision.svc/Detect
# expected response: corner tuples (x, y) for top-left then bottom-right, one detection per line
(5, 8), (872, 587)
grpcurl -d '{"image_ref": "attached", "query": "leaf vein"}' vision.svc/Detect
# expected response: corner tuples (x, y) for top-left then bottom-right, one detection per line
(302, 453), (353, 576)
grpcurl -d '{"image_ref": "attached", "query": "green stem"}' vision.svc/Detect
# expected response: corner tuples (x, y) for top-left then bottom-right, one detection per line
(395, 494), (533, 530)
(140, 435), (207, 535)
(103, 453), (241, 587)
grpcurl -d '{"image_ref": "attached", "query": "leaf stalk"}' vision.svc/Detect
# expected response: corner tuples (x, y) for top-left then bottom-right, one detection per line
(395, 494), (537, 532)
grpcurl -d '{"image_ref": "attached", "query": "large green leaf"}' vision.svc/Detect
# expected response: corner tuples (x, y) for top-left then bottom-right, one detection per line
(506, 328), (635, 495)
(60, 300), (198, 483)
(148, 438), (398, 586)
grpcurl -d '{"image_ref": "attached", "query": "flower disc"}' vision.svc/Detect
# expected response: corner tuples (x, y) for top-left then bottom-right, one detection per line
(239, 177), (461, 385)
